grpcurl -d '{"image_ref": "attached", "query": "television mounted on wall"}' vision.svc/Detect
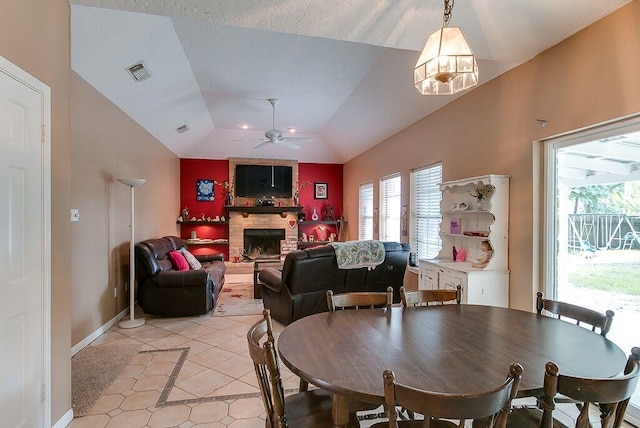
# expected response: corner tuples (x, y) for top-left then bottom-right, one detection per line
(235, 164), (293, 198)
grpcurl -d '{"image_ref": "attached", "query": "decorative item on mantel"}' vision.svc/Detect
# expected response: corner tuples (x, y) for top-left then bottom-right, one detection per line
(311, 207), (319, 221)
(470, 183), (494, 210)
(293, 180), (310, 206)
(214, 177), (234, 206)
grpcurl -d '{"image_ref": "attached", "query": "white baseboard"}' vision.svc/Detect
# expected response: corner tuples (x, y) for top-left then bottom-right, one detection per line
(626, 414), (639, 427)
(71, 307), (128, 356)
(52, 408), (73, 428)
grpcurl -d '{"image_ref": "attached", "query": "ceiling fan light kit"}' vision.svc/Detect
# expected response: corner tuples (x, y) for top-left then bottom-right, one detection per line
(414, 0), (478, 95)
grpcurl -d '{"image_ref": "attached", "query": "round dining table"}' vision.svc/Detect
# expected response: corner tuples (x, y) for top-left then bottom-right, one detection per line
(277, 305), (627, 427)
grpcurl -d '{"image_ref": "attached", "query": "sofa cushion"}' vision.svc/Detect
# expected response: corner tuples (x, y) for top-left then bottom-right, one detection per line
(168, 250), (189, 271)
(179, 247), (203, 270)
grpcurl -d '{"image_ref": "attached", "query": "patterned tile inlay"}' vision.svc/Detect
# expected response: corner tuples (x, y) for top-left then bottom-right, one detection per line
(138, 347), (298, 409)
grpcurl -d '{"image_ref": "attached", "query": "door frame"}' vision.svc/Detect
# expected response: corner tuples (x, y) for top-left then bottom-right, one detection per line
(0, 55), (52, 427)
(539, 113), (640, 425)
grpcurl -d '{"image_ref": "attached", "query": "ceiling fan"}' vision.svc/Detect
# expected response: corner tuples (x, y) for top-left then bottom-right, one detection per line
(237, 98), (313, 150)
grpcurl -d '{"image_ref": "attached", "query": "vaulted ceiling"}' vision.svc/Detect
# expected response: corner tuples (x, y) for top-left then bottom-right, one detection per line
(70, 0), (632, 163)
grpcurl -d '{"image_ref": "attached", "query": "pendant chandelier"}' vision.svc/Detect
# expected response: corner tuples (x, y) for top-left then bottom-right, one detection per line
(414, 0), (478, 95)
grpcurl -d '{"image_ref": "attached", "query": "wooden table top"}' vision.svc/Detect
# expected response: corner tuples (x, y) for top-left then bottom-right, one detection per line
(277, 305), (627, 404)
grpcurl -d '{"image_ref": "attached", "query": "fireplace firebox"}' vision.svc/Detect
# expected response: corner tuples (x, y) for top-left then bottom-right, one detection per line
(243, 229), (285, 260)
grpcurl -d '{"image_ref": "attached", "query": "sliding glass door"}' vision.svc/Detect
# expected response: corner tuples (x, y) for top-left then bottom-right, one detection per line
(543, 116), (640, 425)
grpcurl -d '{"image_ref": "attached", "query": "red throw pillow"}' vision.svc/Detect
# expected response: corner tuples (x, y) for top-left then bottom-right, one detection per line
(168, 250), (189, 271)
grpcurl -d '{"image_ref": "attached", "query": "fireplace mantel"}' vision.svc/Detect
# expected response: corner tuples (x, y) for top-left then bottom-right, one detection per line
(226, 206), (302, 216)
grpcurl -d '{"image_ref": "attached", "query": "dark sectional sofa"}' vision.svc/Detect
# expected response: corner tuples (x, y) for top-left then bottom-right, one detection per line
(258, 241), (410, 324)
(134, 235), (225, 317)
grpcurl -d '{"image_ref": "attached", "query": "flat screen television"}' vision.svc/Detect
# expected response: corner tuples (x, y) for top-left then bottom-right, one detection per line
(235, 164), (293, 198)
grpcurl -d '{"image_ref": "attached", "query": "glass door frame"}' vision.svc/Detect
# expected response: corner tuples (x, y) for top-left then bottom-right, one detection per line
(541, 113), (640, 425)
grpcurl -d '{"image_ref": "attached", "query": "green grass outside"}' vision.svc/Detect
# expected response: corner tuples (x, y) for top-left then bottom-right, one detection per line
(568, 263), (640, 295)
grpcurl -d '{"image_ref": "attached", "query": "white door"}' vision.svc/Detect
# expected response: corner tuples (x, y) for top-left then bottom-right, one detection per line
(0, 56), (51, 427)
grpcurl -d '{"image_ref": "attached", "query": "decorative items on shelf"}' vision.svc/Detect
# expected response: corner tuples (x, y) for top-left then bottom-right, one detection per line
(311, 207), (319, 221)
(472, 240), (494, 268)
(316, 225), (327, 241)
(179, 207), (189, 223)
(470, 183), (494, 210)
(323, 204), (335, 221)
(450, 218), (462, 234)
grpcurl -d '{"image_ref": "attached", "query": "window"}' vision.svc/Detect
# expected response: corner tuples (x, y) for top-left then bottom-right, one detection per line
(380, 174), (401, 241)
(411, 163), (442, 259)
(359, 182), (373, 240)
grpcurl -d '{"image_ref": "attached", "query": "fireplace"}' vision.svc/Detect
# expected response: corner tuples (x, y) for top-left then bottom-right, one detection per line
(244, 228), (285, 260)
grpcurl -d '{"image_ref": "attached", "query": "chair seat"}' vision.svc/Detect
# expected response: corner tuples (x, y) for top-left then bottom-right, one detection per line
(284, 389), (360, 427)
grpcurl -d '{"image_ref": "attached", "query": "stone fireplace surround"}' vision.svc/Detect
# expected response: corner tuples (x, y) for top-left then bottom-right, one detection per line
(227, 157), (300, 259)
(228, 212), (298, 260)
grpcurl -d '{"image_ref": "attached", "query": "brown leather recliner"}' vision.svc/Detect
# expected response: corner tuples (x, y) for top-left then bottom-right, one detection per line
(258, 242), (410, 324)
(134, 236), (225, 317)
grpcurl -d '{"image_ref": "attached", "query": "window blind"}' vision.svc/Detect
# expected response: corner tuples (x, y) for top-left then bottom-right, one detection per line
(411, 164), (442, 259)
(359, 182), (373, 240)
(380, 174), (401, 242)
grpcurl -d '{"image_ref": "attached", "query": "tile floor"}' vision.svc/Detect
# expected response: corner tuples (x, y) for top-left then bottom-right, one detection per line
(68, 273), (637, 428)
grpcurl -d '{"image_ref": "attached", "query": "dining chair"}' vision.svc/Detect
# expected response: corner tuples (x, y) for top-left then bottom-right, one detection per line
(247, 309), (360, 427)
(325, 286), (395, 417)
(536, 292), (614, 337)
(371, 362), (523, 428)
(505, 347), (640, 428)
(400, 285), (461, 307)
(326, 286), (393, 311)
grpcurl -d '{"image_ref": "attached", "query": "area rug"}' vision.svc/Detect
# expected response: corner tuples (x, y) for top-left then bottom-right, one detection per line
(213, 281), (264, 316)
(71, 343), (142, 417)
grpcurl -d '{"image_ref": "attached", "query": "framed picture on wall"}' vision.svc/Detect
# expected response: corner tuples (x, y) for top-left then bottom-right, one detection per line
(196, 179), (215, 201)
(314, 182), (328, 199)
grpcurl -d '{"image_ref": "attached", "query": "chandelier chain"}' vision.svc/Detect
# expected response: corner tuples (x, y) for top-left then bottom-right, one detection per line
(443, 0), (454, 26)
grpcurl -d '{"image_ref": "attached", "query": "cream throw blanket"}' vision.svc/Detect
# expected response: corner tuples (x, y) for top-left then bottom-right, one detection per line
(328, 240), (385, 270)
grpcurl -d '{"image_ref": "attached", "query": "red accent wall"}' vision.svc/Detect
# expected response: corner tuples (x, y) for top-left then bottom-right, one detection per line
(298, 163), (343, 240)
(180, 159), (230, 257)
(179, 159), (343, 256)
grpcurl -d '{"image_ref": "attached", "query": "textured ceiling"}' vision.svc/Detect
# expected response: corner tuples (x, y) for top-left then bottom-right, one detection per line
(70, 0), (631, 163)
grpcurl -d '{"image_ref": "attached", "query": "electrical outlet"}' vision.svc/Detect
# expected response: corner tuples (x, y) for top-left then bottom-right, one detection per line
(70, 209), (79, 222)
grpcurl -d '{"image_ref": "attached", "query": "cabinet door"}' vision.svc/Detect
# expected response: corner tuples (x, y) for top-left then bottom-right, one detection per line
(419, 264), (438, 290)
(438, 270), (468, 303)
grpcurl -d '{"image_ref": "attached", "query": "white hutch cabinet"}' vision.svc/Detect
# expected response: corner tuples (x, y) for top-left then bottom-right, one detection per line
(419, 174), (509, 307)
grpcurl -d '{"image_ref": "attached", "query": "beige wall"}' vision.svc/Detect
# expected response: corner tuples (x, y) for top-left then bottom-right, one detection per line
(344, 1), (640, 312)
(1, 1), (181, 424)
(70, 73), (180, 345)
(1, 0), (72, 422)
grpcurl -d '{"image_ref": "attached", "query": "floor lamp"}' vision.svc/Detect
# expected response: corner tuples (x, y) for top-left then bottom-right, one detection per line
(117, 178), (146, 329)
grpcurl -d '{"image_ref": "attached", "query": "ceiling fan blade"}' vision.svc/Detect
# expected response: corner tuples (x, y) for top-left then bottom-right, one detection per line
(280, 141), (301, 150)
(253, 141), (271, 149)
(234, 138), (269, 142)
(282, 137), (313, 142)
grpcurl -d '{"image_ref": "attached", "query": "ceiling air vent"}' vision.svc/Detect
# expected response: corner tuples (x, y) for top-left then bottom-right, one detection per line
(126, 61), (151, 82)
(176, 124), (189, 134)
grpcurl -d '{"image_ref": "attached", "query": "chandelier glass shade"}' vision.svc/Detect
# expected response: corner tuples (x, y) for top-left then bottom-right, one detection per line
(414, 2), (478, 95)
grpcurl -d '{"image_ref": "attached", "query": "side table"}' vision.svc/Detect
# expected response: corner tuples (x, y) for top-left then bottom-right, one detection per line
(253, 259), (284, 299)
